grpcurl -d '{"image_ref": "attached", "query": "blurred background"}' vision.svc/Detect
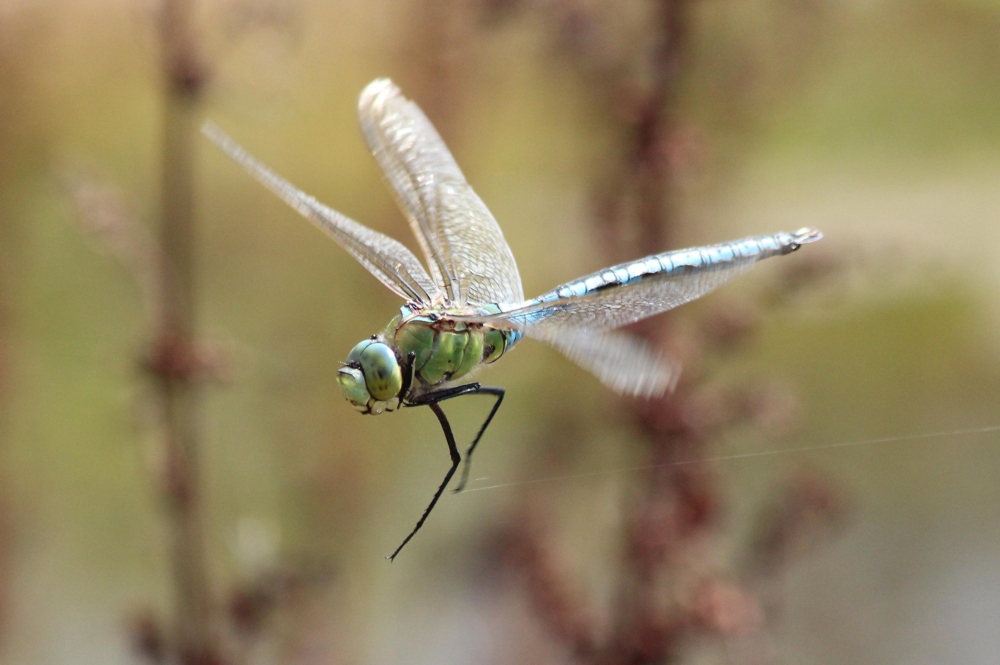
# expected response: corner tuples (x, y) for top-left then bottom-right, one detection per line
(1, 0), (1000, 663)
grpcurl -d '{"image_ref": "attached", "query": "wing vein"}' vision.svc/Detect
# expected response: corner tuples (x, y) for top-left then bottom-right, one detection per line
(202, 121), (442, 304)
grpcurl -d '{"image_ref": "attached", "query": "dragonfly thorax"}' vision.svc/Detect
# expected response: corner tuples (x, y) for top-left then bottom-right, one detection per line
(393, 308), (516, 388)
(337, 338), (403, 415)
(337, 306), (520, 416)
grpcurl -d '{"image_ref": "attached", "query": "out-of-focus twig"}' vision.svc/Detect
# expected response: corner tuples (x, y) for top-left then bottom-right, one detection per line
(743, 471), (849, 584)
(66, 1), (338, 660)
(403, 0), (473, 142)
(487, 1), (845, 664)
(67, 179), (162, 326)
(154, 0), (220, 662)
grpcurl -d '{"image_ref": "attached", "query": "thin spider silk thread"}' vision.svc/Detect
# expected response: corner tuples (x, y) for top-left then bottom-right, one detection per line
(461, 424), (1000, 493)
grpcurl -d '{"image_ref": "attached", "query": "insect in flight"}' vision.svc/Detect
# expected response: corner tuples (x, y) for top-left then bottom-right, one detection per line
(203, 78), (822, 561)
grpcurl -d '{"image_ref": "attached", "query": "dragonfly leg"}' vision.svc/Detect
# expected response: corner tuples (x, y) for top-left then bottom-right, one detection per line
(408, 383), (506, 493)
(408, 382), (482, 405)
(453, 387), (504, 493)
(386, 401), (460, 562)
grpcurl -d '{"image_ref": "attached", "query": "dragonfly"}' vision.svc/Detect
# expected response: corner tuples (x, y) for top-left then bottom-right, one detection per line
(203, 78), (822, 561)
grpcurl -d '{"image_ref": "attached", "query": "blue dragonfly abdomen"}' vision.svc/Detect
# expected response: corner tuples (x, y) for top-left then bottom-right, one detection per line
(531, 230), (818, 313)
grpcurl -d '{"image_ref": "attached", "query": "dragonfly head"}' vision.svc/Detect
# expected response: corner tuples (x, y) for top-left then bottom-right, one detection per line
(337, 338), (403, 415)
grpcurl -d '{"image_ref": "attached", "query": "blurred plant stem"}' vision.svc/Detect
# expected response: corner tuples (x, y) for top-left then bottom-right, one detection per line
(630, 0), (686, 258)
(65, 3), (335, 659)
(404, 0), (469, 142)
(154, 0), (218, 661)
(488, 1), (842, 663)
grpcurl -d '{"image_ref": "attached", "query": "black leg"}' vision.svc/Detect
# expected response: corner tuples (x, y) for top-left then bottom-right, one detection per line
(386, 401), (460, 562)
(408, 382), (482, 406)
(453, 387), (504, 493)
(409, 383), (506, 494)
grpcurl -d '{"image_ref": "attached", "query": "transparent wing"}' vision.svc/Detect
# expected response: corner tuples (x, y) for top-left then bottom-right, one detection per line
(203, 122), (443, 305)
(452, 230), (822, 334)
(533, 328), (680, 397)
(358, 79), (524, 307)
(511, 255), (757, 334)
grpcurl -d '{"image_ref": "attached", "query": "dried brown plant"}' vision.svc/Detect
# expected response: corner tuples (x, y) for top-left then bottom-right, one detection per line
(480, 1), (848, 663)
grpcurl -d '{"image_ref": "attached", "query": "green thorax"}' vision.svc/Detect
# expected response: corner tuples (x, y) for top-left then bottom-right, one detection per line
(390, 305), (516, 390)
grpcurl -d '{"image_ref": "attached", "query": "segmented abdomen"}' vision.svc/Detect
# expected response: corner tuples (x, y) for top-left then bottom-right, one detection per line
(533, 233), (798, 305)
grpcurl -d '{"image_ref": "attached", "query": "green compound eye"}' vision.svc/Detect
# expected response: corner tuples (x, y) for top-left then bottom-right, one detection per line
(359, 342), (402, 401)
(346, 339), (375, 364)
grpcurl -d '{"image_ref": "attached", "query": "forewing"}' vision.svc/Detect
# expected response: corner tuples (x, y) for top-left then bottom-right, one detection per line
(358, 79), (524, 306)
(532, 328), (680, 397)
(203, 122), (442, 305)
